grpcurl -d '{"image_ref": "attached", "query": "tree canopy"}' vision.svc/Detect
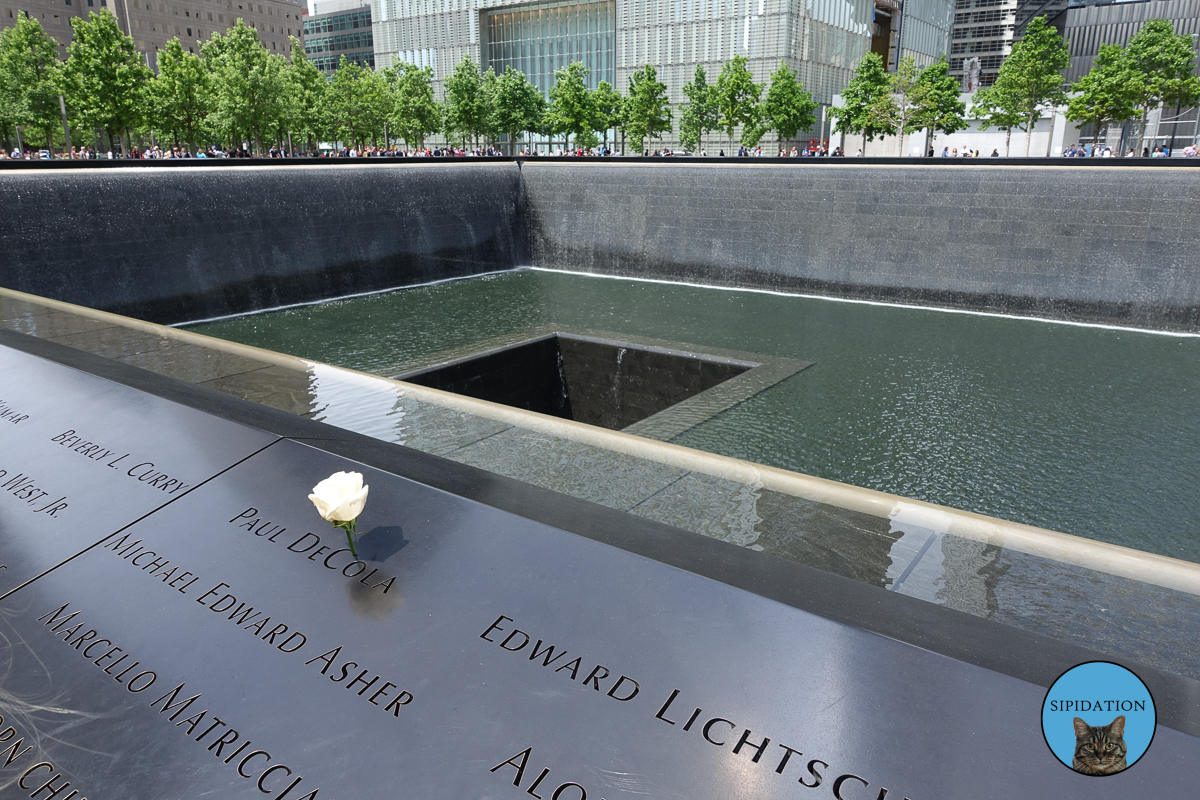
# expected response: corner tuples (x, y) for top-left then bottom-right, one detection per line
(1121, 18), (1200, 151)
(624, 64), (672, 153)
(831, 51), (891, 152)
(324, 55), (390, 148)
(1065, 43), (1135, 146)
(971, 84), (1024, 155)
(149, 38), (212, 153)
(285, 36), (326, 151)
(0, 15), (63, 149)
(761, 61), (817, 151)
(64, 11), (152, 152)
(443, 56), (491, 148)
(714, 56), (762, 152)
(202, 20), (288, 153)
(679, 65), (718, 153)
(491, 65), (545, 154)
(990, 16), (1069, 155)
(910, 55), (967, 152)
(547, 61), (594, 149)
(386, 62), (441, 150)
(590, 79), (623, 149)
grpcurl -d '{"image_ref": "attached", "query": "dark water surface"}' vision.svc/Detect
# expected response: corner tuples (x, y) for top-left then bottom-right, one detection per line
(189, 270), (1200, 563)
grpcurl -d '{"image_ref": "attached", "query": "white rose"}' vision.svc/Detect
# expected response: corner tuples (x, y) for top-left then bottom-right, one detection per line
(309, 471), (369, 523)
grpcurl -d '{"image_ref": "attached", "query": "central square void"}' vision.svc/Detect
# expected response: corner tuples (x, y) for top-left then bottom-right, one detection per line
(396, 333), (755, 431)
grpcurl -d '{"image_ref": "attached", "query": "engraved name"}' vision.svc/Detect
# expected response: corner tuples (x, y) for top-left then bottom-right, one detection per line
(36, 601), (329, 800)
(230, 508), (396, 594)
(0, 399), (29, 425)
(50, 429), (194, 495)
(0, 468), (68, 517)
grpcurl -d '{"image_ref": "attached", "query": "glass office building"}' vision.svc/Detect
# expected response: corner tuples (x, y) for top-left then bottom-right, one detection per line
(485, 1), (616, 92)
(370, 0), (953, 144)
(304, 5), (376, 75)
(1050, 0), (1200, 151)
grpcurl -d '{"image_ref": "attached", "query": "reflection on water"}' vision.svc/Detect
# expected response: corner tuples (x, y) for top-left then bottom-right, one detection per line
(189, 270), (1200, 564)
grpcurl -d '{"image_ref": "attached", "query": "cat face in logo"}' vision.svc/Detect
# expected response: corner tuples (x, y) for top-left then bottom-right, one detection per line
(1072, 715), (1128, 775)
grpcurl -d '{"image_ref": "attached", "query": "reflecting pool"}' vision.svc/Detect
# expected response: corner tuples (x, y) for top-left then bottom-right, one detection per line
(189, 269), (1200, 563)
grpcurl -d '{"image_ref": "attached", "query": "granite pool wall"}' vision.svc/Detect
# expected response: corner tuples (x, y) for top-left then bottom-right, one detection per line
(2, 160), (1198, 329)
(522, 162), (1200, 331)
(0, 162), (527, 324)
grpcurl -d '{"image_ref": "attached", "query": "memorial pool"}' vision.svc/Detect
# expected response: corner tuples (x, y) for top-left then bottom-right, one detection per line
(189, 269), (1200, 563)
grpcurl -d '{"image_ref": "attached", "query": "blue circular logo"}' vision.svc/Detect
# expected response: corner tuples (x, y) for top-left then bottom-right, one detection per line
(1042, 661), (1155, 776)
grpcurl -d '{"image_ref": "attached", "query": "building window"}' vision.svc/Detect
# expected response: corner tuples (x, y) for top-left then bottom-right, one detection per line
(485, 1), (616, 94)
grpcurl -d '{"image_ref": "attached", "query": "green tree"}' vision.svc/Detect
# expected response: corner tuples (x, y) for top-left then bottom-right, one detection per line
(443, 56), (491, 148)
(490, 65), (544, 155)
(203, 20), (289, 154)
(910, 55), (968, 155)
(0, 15), (63, 151)
(285, 36), (326, 152)
(323, 56), (390, 148)
(679, 65), (718, 153)
(738, 105), (768, 149)
(388, 62), (441, 150)
(760, 60), (817, 152)
(991, 15), (1069, 156)
(971, 84), (1024, 155)
(590, 79), (623, 150)
(623, 64), (672, 154)
(149, 37), (212, 154)
(1121, 18), (1200, 154)
(830, 51), (891, 154)
(714, 55), (762, 153)
(64, 11), (151, 154)
(547, 61), (593, 150)
(866, 55), (922, 156)
(1065, 43), (1135, 148)
(478, 67), (502, 147)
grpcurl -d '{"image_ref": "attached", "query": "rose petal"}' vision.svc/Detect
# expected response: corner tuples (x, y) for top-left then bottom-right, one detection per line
(310, 472), (368, 522)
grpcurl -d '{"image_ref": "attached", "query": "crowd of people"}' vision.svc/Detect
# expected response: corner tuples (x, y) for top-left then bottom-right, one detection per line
(3, 140), (1198, 160)
(1060, 142), (1188, 157)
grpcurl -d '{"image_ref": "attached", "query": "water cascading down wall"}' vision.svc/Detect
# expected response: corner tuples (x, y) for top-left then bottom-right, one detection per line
(1, 161), (1198, 330)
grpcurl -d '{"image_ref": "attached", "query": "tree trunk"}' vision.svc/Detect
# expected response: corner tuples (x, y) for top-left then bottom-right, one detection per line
(1024, 113), (1034, 157)
(1005, 127), (1011, 157)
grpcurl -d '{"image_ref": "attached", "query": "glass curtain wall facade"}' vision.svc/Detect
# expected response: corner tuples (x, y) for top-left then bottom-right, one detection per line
(901, 0), (955, 65)
(486, 1), (615, 92)
(1051, 0), (1200, 151)
(304, 6), (376, 75)
(370, 0), (953, 145)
